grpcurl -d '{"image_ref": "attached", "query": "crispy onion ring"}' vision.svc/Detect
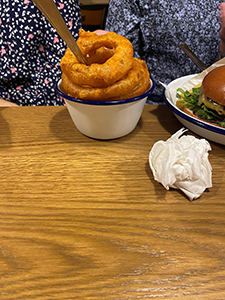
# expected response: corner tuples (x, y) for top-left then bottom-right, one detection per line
(61, 58), (150, 101)
(61, 29), (134, 88)
(60, 29), (150, 101)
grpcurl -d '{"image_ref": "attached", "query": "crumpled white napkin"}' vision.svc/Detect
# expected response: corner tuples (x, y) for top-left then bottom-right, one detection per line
(149, 128), (212, 201)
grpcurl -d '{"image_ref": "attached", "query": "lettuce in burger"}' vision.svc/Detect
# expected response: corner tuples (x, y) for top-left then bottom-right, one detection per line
(176, 65), (225, 128)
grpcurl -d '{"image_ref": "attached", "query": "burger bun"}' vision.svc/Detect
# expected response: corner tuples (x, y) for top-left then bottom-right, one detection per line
(201, 65), (225, 106)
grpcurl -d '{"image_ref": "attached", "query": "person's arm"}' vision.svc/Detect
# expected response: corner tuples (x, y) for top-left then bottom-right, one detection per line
(94, 30), (108, 35)
(28, 0), (82, 106)
(0, 0), (82, 106)
(0, 98), (18, 107)
(219, 3), (225, 58)
(105, 0), (142, 57)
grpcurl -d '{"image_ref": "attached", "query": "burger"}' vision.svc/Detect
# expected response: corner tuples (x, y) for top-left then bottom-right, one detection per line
(176, 65), (225, 128)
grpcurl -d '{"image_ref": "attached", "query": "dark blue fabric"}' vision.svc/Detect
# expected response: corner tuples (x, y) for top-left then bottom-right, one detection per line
(105, 0), (222, 104)
(0, 0), (81, 106)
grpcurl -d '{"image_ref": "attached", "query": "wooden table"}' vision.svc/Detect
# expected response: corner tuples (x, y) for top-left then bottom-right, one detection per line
(0, 105), (225, 299)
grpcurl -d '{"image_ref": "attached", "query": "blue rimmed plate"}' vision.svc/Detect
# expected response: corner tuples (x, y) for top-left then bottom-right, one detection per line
(163, 74), (225, 145)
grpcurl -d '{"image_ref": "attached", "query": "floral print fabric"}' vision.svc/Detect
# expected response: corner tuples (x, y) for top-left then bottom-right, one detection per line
(0, 0), (81, 106)
(105, 0), (222, 103)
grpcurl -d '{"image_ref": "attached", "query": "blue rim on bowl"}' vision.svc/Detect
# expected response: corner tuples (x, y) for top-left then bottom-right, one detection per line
(55, 78), (156, 106)
(163, 86), (225, 136)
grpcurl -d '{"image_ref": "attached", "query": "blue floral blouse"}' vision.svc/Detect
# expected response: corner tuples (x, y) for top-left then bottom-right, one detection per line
(105, 0), (223, 103)
(0, 0), (81, 106)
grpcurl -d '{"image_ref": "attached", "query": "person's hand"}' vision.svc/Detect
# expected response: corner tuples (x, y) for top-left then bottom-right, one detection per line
(219, 3), (225, 56)
(94, 30), (108, 35)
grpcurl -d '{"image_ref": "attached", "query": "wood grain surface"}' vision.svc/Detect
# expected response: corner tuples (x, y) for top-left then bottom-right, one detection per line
(0, 105), (225, 299)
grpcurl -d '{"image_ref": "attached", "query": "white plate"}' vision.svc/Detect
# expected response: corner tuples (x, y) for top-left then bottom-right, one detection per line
(164, 74), (225, 145)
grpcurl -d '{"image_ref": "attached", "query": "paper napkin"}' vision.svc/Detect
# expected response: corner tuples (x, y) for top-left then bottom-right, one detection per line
(149, 128), (212, 201)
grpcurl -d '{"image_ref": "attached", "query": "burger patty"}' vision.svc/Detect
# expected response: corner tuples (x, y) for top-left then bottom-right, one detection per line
(199, 94), (225, 116)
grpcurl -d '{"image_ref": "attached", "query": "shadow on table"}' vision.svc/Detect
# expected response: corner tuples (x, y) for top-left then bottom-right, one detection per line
(49, 107), (84, 143)
(0, 108), (13, 148)
(149, 105), (182, 135)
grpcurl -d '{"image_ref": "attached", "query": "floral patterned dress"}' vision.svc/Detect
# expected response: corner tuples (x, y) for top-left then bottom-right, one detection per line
(105, 0), (223, 103)
(0, 0), (81, 106)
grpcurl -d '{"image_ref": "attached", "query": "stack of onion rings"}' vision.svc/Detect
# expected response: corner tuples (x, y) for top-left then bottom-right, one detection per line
(60, 29), (150, 101)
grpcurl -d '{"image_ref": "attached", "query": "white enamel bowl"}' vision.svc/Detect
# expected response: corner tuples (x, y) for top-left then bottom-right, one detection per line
(55, 79), (155, 140)
(164, 74), (225, 145)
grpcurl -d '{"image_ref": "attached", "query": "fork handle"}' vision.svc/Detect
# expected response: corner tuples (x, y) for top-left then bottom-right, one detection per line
(179, 43), (207, 71)
(32, 0), (88, 65)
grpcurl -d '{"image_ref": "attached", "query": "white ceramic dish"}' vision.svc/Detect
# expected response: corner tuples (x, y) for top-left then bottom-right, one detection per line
(56, 79), (155, 140)
(164, 74), (225, 145)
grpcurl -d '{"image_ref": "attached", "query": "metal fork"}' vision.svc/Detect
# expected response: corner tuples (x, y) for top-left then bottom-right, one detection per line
(32, 0), (88, 65)
(179, 43), (207, 71)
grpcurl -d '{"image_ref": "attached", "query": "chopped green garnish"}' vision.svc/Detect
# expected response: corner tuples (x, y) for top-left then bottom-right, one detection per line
(216, 121), (225, 128)
(176, 86), (225, 125)
(176, 86), (202, 112)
